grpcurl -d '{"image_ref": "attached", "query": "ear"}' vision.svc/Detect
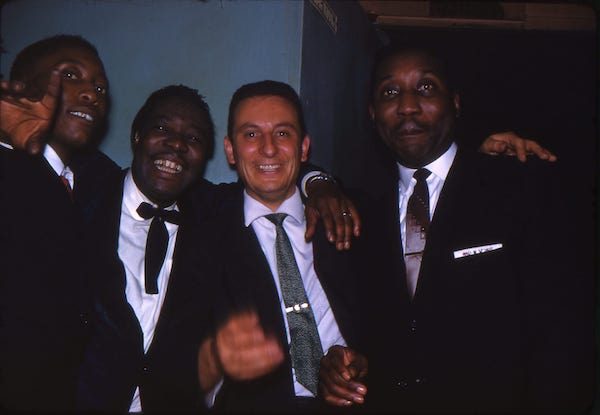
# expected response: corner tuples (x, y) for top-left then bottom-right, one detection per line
(300, 135), (310, 163)
(224, 136), (236, 165)
(453, 93), (461, 117)
(369, 104), (375, 122)
(132, 132), (141, 146)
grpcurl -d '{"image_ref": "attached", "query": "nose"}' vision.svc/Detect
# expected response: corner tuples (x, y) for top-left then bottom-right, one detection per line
(79, 84), (100, 105)
(259, 134), (276, 157)
(396, 92), (421, 116)
(165, 133), (188, 152)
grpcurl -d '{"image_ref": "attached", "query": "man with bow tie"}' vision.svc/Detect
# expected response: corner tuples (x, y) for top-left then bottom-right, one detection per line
(75, 85), (215, 412)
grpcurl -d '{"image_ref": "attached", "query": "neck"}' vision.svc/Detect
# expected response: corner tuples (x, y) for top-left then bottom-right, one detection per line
(48, 141), (73, 166)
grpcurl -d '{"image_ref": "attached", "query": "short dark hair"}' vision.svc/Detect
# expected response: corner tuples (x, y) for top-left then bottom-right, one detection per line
(227, 80), (307, 138)
(370, 45), (459, 103)
(130, 85), (215, 158)
(10, 35), (100, 81)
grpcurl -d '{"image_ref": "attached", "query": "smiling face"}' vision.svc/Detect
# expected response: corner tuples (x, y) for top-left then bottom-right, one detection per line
(225, 95), (310, 211)
(370, 50), (459, 168)
(25, 45), (108, 162)
(131, 96), (211, 207)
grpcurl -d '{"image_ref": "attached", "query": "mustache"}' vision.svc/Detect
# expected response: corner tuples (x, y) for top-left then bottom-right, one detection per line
(391, 119), (428, 137)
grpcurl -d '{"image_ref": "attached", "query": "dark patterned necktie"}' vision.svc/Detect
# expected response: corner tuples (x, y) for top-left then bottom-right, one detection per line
(137, 202), (181, 295)
(265, 213), (323, 395)
(405, 168), (431, 299)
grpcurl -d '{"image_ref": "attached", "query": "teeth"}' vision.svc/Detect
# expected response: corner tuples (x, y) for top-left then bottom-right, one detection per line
(69, 111), (94, 122)
(154, 159), (183, 173)
(258, 164), (280, 171)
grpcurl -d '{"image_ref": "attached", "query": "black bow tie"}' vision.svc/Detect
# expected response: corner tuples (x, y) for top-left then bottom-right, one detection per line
(136, 202), (181, 225)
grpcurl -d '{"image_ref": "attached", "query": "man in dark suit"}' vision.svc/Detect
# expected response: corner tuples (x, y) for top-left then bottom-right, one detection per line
(197, 80), (367, 413)
(6, 35), (120, 212)
(0, 70), (90, 410)
(319, 47), (594, 413)
(75, 83), (361, 412)
(75, 85), (222, 411)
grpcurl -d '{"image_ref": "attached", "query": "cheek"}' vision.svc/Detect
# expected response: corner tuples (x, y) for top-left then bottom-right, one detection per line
(59, 84), (79, 105)
(377, 105), (397, 128)
(423, 101), (452, 122)
(97, 98), (108, 115)
(187, 151), (206, 172)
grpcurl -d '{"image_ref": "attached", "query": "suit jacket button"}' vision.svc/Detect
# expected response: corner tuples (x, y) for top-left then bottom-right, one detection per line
(410, 319), (417, 333)
(143, 366), (149, 373)
(397, 380), (408, 388)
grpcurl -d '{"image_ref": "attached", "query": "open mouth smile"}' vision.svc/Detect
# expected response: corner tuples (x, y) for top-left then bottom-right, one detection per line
(154, 159), (183, 174)
(258, 164), (281, 172)
(68, 111), (94, 123)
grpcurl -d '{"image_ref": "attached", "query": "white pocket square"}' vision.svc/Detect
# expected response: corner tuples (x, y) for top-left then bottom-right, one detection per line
(453, 243), (503, 259)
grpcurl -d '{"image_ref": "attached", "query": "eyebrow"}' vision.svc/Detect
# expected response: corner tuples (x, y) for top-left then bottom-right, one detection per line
(55, 59), (108, 78)
(376, 68), (441, 83)
(151, 115), (206, 130)
(237, 121), (298, 130)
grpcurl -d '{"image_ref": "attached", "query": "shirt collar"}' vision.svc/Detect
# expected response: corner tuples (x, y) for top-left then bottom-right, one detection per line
(244, 187), (305, 227)
(122, 170), (178, 221)
(397, 142), (457, 193)
(43, 144), (67, 176)
(0, 141), (13, 150)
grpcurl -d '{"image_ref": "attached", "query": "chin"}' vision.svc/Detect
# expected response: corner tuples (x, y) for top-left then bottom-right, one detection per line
(60, 134), (94, 150)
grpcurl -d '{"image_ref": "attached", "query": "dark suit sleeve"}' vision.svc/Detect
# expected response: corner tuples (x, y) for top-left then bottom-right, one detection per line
(518, 160), (594, 412)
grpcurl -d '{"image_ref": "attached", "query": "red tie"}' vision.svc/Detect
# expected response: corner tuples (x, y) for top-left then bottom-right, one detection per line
(60, 174), (74, 201)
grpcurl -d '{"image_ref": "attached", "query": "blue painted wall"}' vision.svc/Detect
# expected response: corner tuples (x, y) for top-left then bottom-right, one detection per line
(1, 0), (377, 186)
(300, 0), (379, 188)
(1, 0), (304, 184)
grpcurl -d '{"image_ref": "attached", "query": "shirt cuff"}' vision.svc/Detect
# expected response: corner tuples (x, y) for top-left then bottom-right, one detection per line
(301, 171), (324, 198)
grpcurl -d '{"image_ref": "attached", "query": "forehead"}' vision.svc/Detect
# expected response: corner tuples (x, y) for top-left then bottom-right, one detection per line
(35, 45), (104, 72)
(145, 96), (208, 126)
(376, 51), (447, 84)
(234, 95), (299, 127)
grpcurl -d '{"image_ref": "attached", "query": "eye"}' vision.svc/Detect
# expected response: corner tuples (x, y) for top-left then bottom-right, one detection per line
(416, 80), (436, 96)
(188, 134), (205, 144)
(151, 125), (167, 134)
(95, 85), (107, 95)
(380, 86), (399, 100)
(244, 131), (257, 139)
(277, 130), (290, 137)
(62, 70), (78, 80)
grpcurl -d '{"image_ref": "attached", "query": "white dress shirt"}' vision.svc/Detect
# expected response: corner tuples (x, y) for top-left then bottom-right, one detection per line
(397, 142), (457, 253)
(43, 144), (74, 188)
(245, 187), (346, 397)
(117, 171), (179, 412)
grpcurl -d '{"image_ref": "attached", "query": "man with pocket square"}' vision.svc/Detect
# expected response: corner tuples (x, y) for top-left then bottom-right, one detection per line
(318, 47), (594, 414)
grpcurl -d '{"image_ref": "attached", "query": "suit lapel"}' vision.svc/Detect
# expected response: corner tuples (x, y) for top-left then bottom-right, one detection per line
(312, 224), (363, 347)
(215, 191), (288, 349)
(91, 171), (143, 346)
(379, 170), (412, 302)
(417, 148), (472, 300)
